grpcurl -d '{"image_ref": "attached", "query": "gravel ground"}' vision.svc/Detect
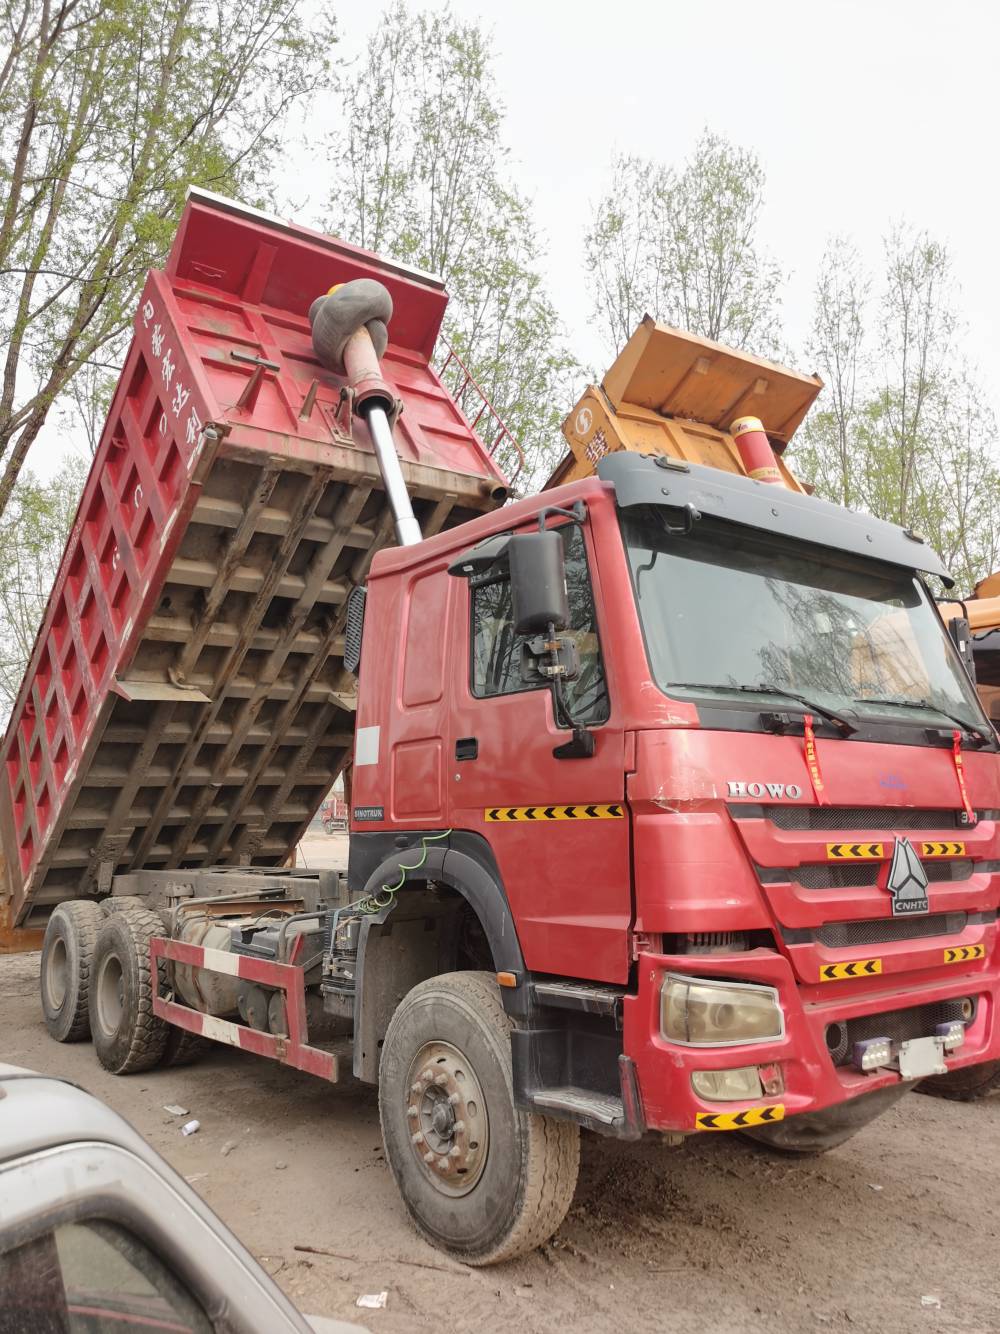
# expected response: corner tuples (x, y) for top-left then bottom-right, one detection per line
(3, 832), (999, 1332)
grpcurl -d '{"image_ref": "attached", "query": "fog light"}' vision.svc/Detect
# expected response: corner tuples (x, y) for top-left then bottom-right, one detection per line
(936, 1020), (966, 1051)
(852, 1036), (892, 1072)
(661, 975), (784, 1046)
(692, 1066), (763, 1101)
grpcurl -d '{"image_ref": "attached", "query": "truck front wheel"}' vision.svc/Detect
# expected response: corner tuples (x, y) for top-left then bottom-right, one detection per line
(379, 971), (580, 1265)
(40, 900), (103, 1042)
(89, 906), (169, 1074)
(918, 1060), (1000, 1101)
(741, 1083), (911, 1155)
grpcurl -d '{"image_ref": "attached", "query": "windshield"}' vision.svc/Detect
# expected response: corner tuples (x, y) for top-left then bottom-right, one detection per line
(621, 510), (988, 731)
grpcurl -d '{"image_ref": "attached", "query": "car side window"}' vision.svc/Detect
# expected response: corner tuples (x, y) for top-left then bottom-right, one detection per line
(0, 1218), (212, 1334)
(471, 523), (610, 726)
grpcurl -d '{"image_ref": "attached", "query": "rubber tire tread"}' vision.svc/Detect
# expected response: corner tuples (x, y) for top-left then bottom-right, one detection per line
(89, 906), (169, 1075)
(918, 1060), (1000, 1101)
(40, 900), (104, 1042)
(102, 895), (151, 916)
(379, 971), (579, 1266)
(741, 1082), (911, 1155)
(160, 1026), (210, 1068)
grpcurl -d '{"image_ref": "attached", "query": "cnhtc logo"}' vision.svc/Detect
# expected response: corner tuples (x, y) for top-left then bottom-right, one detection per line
(727, 780), (803, 800)
(886, 837), (930, 916)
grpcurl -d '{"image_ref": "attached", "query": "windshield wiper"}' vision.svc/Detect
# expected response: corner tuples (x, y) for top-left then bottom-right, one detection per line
(669, 682), (857, 735)
(854, 697), (989, 744)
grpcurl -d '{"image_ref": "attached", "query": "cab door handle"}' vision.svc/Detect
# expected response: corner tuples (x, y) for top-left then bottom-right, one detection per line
(455, 737), (478, 761)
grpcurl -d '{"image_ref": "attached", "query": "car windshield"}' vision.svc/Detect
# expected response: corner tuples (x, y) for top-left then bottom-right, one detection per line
(620, 509), (988, 732)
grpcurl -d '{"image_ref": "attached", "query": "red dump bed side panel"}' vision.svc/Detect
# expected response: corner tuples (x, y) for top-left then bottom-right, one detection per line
(0, 190), (506, 925)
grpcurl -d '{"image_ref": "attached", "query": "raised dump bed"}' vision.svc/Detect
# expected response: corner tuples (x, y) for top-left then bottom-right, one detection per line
(1, 190), (508, 930)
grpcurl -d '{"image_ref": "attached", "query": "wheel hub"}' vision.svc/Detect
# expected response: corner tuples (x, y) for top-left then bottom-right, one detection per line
(405, 1040), (488, 1197)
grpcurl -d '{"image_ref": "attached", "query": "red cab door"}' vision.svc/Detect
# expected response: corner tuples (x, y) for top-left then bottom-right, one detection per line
(447, 521), (630, 983)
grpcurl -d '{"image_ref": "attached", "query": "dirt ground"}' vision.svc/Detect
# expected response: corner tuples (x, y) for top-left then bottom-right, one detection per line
(3, 830), (1000, 1333)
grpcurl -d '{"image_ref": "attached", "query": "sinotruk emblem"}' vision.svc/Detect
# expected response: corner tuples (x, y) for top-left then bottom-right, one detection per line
(886, 837), (929, 917)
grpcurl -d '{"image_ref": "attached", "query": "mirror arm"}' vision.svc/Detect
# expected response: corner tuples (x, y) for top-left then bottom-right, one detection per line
(543, 619), (595, 759)
(536, 500), (586, 532)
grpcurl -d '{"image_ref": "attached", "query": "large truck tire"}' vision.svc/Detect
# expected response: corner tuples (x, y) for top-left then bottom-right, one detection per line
(89, 906), (169, 1074)
(918, 1060), (1000, 1101)
(379, 971), (580, 1265)
(741, 1082), (911, 1155)
(40, 900), (104, 1042)
(160, 1026), (210, 1068)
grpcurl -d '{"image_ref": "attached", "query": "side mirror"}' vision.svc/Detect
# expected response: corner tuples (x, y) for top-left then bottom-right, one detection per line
(948, 615), (976, 684)
(508, 530), (569, 634)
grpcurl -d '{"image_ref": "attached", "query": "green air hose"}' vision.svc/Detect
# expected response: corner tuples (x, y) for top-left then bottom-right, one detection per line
(354, 829), (453, 915)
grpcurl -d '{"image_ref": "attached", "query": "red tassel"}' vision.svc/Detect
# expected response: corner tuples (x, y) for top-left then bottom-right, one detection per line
(951, 730), (976, 825)
(803, 715), (829, 805)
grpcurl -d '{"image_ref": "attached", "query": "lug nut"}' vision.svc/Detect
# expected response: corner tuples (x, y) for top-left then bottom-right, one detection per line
(411, 1132), (424, 1145)
(434, 1073), (449, 1086)
(452, 1120), (465, 1134)
(448, 1092), (461, 1106)
(423, 1151), (435, 1164)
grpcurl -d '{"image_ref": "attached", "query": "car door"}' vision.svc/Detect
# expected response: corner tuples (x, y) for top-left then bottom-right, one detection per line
(447, 519), (630, 983)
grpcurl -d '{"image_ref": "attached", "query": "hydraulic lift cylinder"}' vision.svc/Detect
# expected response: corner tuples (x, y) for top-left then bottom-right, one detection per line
(311, 283), (423, 548)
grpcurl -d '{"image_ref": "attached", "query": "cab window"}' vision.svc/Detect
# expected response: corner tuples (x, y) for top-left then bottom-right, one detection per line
(0, 1218), (212, 1333)
(470, 524), (609, 726)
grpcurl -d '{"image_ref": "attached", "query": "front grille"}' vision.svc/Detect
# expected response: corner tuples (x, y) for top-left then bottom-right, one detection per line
(830, 999), (974, 1065)
(761, 806), (972, 831)
(815, 912), (967, 948)
(793, 863), (879, 889)
(790, 859), (974, 890)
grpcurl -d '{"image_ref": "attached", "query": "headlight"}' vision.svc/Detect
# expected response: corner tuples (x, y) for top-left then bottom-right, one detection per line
(660, 974), (784, 1046)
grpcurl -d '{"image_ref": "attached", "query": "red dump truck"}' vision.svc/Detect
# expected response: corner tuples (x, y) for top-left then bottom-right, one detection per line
(4, 189), (1000, 1265)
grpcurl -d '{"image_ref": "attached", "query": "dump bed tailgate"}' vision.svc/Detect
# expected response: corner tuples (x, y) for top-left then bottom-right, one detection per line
(1, 190), (506, 927)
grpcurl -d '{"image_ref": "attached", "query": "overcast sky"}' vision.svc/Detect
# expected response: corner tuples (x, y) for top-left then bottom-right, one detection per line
(39, 0), (1000, 472)
(320, 0), (1000, 395)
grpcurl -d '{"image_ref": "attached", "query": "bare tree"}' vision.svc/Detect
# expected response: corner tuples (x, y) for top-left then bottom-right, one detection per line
(0, 0), (335, 523)
(585, 131), (785, 358)
(0, 454), (88, 716)
(327, 2), (578, 488)
(877, 225), (955, 527)
(796, 236), (870, 507)
(793, 224), (1000, 594)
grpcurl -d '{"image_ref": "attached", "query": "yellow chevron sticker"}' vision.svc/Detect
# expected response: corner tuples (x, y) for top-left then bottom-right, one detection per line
(695, 1105), (785, 1132)
(920, 841), (966, 858)
(484, 804), (624, 822)
(825, 842), (884, 860)
(819, 958), (883, 982)
(944, 944), (985, 964)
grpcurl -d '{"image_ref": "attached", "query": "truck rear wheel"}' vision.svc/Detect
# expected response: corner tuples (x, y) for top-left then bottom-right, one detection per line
(160, 1026), (210, 1068)
(741, 1083), (911, 1155)
(40, 900), (103, 1042)
(918, 1060), (1000, 1101)
(379, 971), (580, 1265)
(89, 906), (169, 1074)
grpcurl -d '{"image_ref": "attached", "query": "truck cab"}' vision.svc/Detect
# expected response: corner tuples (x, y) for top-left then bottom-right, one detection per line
(351, 441), (1000, 1150)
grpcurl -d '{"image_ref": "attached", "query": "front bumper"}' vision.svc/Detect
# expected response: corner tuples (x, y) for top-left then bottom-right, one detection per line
(623, 948), (1000, 1134)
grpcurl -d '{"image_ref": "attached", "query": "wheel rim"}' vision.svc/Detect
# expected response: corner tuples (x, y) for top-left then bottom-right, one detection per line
(404, 1039), (489, 1197)
(45, 936), (68, 1012)
(96, 951), (125, 1037)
